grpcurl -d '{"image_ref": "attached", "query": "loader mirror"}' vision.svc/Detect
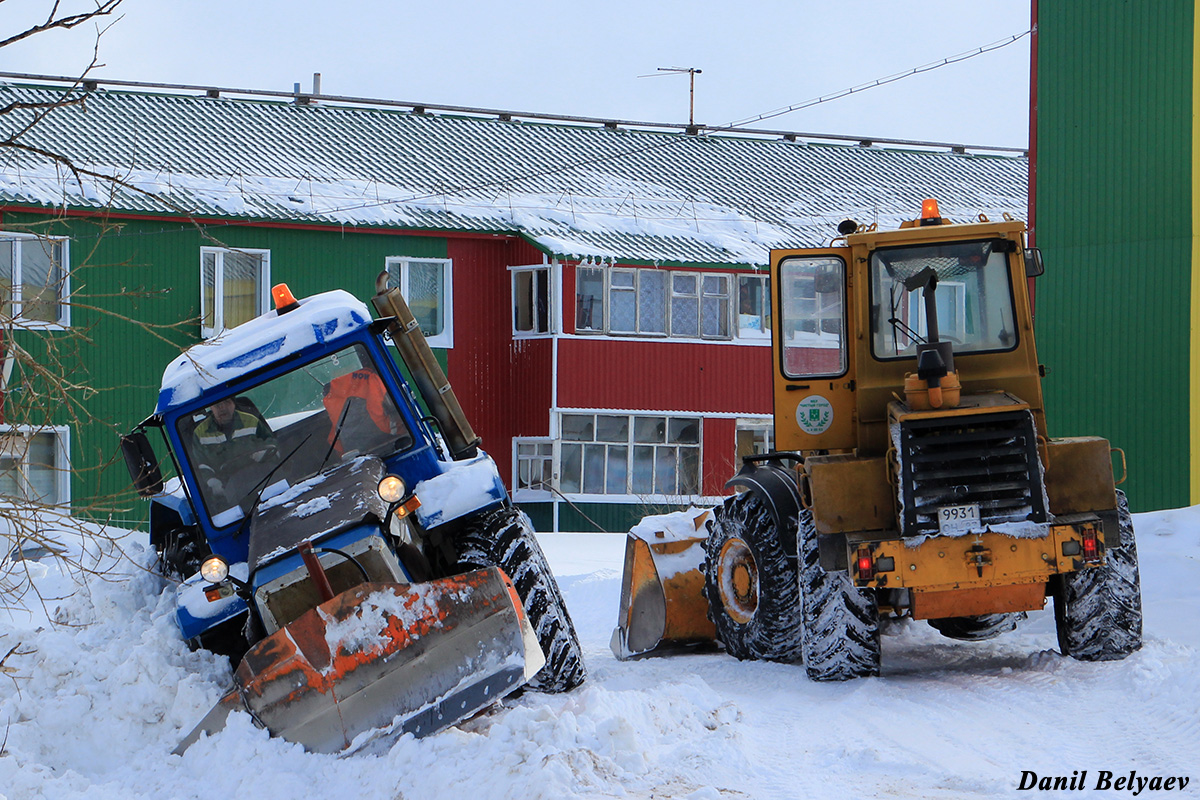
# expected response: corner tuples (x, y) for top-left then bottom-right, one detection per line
(1024, 247), (1045, 277)
(121, 431), (164, 498)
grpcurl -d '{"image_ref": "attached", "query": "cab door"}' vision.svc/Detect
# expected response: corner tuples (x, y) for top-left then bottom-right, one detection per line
(771, 248), (857, 452)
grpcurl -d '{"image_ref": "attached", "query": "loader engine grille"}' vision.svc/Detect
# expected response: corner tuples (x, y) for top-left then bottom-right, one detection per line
(895, 409), (1046, 537)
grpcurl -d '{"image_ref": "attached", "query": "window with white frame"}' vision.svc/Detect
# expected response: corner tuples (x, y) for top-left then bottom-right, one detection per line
(512, 265), (552, 335)
(735, 418), (774, 462)
(559, 413), (700, 497)
(515, 439), (554, 492)
(737, 274), (770, 339)
(575, 266), (605, 332)
(906, 280), (967, 346)
(386, 257), (453, 348)
(608, 267), (668, 335)
(0, 427), (68, 505)
(574, 265), (737, 340)
(0, 233), (69, 326)
(670, 274), (701, 337)
(201, 247), (270, 338)
(700, 274), (730, 337)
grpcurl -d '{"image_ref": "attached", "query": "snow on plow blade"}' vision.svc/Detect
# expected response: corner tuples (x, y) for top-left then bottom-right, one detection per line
(610, 508), (717, 659)
(176, 567), (544, 754)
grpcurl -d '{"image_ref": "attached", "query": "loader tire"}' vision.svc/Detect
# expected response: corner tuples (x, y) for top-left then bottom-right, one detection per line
(454, 507), (586, 693)
(703, 492), (804, 662)
(1052, 489), (1143, 661)
(798, 509), (881, 681)
(927, 612), (1026, 642)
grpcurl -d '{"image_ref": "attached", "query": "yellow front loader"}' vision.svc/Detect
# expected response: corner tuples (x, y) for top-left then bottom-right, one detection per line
(612, 202), (1143, 679)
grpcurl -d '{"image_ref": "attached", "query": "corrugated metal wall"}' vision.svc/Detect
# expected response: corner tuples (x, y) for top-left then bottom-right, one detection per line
(556, 338), (773, 414)
(446, 236), (554, 489)
(1035, 2), (1194, 511)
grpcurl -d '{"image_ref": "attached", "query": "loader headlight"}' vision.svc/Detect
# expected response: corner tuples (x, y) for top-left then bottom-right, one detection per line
(378, 475), (407, 504)
(200, 555), (230, 584)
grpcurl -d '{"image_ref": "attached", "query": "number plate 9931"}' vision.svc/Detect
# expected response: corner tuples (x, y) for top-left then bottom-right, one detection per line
(937, 503), (981, 534)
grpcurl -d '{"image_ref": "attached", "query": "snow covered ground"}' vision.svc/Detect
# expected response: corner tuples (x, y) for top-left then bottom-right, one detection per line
(0, 506), (1196, 800)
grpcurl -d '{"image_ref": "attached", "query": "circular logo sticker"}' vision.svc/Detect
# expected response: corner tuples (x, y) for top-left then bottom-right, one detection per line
(796, 395), (834, 435)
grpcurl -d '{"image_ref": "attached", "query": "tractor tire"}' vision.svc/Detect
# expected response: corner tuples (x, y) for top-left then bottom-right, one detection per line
(1052, 489), (1143, 661)
(703, 491), (804, 662)
(797, 509), (881, 681)
(454, 507), (586, 693)
(927, 612), (1026, 642)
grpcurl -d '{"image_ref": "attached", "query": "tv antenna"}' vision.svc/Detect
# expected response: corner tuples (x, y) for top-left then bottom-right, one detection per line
(639, 66), (702, 127)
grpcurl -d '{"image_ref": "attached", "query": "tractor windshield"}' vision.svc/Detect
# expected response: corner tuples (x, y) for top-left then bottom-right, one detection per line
(176, 342), (414, 528)
(869, 238), (1018, 360)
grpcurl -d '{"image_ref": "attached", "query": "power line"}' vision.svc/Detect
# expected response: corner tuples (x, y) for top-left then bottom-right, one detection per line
(717, 30), (1031, 132)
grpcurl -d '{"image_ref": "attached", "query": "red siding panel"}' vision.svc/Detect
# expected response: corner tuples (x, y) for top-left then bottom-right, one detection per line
(702, 417), (738, 496)
(446, 238), (553, 487)
(557, 338), (772, 414)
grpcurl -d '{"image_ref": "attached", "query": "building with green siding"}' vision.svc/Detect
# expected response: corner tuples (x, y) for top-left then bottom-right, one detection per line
(1033, 1), (1198, 511)
(0, 75), (1029, 530)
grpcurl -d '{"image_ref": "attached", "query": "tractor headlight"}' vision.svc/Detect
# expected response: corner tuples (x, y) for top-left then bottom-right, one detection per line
(200, 555), (230, 584)
(378, 475), (406, 504)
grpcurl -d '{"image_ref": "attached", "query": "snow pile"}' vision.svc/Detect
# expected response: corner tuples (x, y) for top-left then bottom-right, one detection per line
(412, 454), (506, 529)
(320, 582), (467, 658)
(627, 506), (712, 543)
(1, 507), (1197, 799)
(0, 143), (1025, 268)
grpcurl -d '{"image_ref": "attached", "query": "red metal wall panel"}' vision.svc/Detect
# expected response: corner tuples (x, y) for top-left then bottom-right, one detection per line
(448, 249), (773, 499)
(702, 417), (738, 496)
(446, 238), (552, 487)
(556, 337), (772, 414)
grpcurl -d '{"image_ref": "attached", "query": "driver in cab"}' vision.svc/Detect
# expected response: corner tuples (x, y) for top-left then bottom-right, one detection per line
(192, 397), (276, 503)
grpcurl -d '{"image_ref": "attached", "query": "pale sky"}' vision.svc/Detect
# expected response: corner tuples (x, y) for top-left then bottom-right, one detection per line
(2, 0), (1032, 148)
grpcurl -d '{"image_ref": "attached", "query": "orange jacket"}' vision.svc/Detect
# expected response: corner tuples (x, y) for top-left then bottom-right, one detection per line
(322, 370), (396, 452)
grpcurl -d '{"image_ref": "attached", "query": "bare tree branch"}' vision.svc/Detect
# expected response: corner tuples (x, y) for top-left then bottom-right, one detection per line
(0, 1), (255, 625)
(0, 0), (124, 50)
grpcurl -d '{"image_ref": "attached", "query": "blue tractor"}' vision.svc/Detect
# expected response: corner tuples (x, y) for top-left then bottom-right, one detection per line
(121, 277), (583, 753)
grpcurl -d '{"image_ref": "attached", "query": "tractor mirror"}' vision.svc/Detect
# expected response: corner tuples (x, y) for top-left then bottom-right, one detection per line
(121, 432), (164, 498)
(1024, 247), (1045, 277)
(813, 269), (841, 294)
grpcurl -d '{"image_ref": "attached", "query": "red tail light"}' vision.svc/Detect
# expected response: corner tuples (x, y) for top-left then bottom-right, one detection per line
(1081, 529), (1100, 563)
(855, 548), (875, 580)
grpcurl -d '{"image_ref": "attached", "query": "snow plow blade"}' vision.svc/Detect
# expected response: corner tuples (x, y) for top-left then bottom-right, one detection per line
(176, 567), (543, 754)
(610, 508), (717, 659)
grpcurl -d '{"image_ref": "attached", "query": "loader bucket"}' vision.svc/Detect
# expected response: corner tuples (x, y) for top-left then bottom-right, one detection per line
(175, 567), (543, 755)
(610, 509), (717, 659)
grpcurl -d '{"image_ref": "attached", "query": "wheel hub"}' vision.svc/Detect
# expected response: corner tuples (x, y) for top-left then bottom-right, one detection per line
(717, 537), (758, 624)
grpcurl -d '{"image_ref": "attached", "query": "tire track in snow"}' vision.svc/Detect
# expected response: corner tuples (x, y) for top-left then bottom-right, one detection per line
(564, 564), (1200, 800)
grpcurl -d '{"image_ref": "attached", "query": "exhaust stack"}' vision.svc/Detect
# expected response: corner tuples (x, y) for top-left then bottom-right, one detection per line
(372, 271), (481, 460)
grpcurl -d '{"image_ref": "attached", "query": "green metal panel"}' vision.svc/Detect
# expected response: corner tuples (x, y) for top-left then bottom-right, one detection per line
(516, 503), (555, 533)
(0, 211), (448, 523)
(1035, 2), (1193, 511)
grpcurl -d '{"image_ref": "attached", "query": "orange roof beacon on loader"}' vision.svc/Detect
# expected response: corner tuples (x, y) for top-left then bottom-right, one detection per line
(613, 203), (1143, 679)
(122, 276), (584, 753)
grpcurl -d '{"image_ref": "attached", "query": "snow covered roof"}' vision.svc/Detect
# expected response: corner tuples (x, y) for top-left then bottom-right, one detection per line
(0, 81), (1029, 267)
(155, 289), (372, 413)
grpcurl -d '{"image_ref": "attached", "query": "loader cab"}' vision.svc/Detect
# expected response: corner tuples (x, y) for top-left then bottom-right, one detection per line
(771, 215), (1046, 456)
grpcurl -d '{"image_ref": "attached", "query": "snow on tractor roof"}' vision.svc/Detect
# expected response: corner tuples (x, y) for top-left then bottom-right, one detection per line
(156, 289), (373, 413)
